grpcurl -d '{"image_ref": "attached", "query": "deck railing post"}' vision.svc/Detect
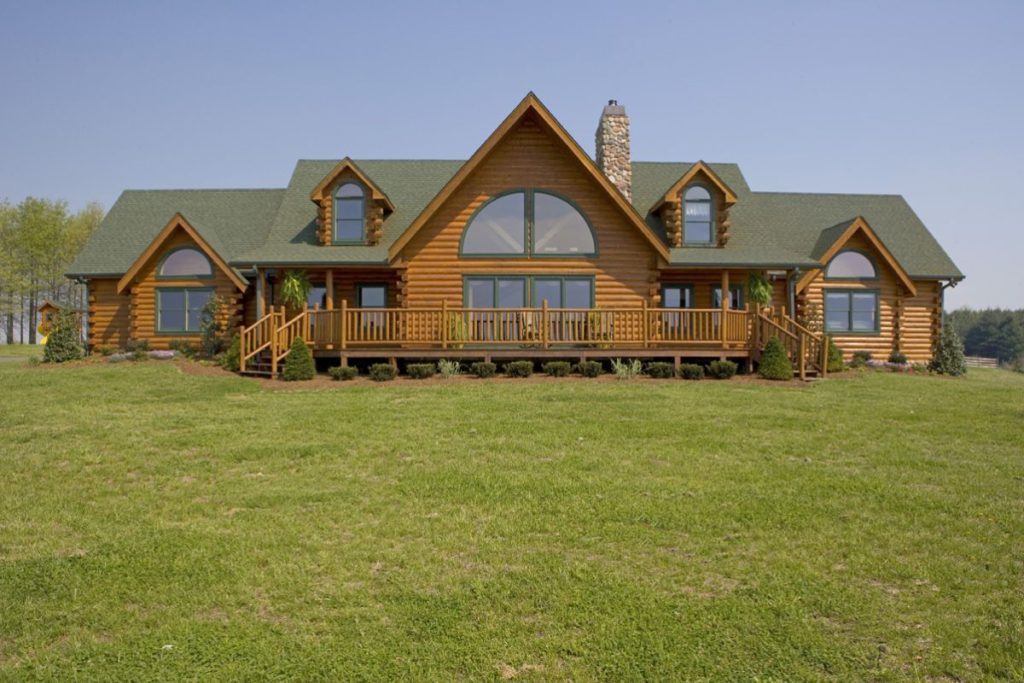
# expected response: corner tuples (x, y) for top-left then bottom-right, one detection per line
(542, 300), (549, 349)
(642, 300), (649, 348)
(340, 300), (347, 350)
(441, 299), (448, 350)
(239, 324), (247, 372)
(799, 333), (807, 380)
(821, 333), (829, 377)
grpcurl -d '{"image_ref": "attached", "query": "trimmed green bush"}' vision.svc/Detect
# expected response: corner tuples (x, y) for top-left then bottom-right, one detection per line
(125, 339), (149, 353)
(470, 361), (496, 378)
(645, 362), (675, 379)
(169, 338), (198, 359)
(888, 350), (908, 364)
(610, 358), (642, 379)
(505, 360), (533, 378)
(929, 325), (967, 376)
(329, 366), (358, 381)
(220, 334), (240, 372)
(679, 363), (704, 380)
(369, 363), (397, 382)
(758, 337), (793, 380)
(707, 360), (738, 380)
(43, 309), (83, 363)
(827, 338), (844, 373)
(850, 350), (872, 369)
(576, 360), (602, 377)
(131, 349), (149, 362)
(406, 363), (436, 379)
(282, 337), (314, 381)
(542, 361), (571, 377)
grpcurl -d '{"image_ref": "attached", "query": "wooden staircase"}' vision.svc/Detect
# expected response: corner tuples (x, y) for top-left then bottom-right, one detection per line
(751, 309), (829, 379)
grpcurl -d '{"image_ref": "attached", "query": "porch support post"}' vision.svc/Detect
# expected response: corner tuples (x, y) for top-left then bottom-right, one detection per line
(720, 270), (729, 346)
(257, 269), (267, 318)
(340, 299), (347, 350)
(441, 299), (448, 350)
(325, 270), (334, 310)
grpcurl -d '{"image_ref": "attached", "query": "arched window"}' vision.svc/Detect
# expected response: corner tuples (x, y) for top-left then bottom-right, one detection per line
(460, 190), (596, 256)
(532, 192), (595, 255)
(682, 185), (713, 244)
(159, 247), (212, 278)
(334, 182), (365, 242)
(826, 250), (877, 279)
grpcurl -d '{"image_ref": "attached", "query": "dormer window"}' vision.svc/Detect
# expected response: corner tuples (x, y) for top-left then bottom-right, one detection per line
(159, 247), (212, 278)
(334, 182), (365, 242)
(682, 185), (713, 245)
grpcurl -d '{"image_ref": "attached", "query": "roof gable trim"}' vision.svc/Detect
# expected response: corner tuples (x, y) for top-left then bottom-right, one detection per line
(796, 216), (917, 295)
(309, 157), (395, 210)
(650, 161), (738, 214)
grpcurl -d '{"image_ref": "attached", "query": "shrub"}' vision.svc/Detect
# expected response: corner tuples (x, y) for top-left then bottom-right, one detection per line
(576, 360), (602, 377)
(758, 337), (793, 380)
(168, 338), (198, 359)
(679, 363), (704, 380)
(220, 334), (240, 372)
(125, 339), (149, 353)
(281, 337), (314, 381)
(470, 361), (497, 378)
(43, 309), (83, 363)
(827, 338), (845, 373)
(199, 296), (225, 357)
(369, 363), (398, 382)
(707, 360), (738, 379)
(96, 345), (116, 357)
(505, 360), (533, 378)
(131, 349), (149, 362)
(610, 358), (642, 379)
(329, 365), (358, 381)
(406, 363), (436, 379)
(888, 350), (908, 365)
(849, 350), (872, 369)
(542, 361), (572, 377)
(929, 325), (967, 377)
(645, 362), (675, 379)
(437, 359), (461, 378)
(27, 356), (41, 367)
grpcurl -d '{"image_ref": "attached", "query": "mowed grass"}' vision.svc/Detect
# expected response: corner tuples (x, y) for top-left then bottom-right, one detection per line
(0, 344), (44, 359)
(0, 362), (1022, 681)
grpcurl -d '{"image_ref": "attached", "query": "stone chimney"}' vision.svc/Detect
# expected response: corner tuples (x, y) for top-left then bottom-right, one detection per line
(595, 99), (631, 201)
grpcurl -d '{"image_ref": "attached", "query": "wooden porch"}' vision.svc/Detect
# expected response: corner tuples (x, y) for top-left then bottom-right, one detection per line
(239, 303), (829, 379)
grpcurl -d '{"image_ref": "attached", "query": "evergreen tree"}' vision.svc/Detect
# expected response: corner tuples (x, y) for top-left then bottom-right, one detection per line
(220, 333), (240, 372)
(827, 337), (845, 373)
(929, 324), (967, 376)
(759, 336), (793, 380)
(42, 308), (83, 363)
(281, 337), (314, 381)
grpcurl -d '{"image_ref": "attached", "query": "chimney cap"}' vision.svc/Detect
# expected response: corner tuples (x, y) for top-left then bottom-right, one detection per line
(602, 99), (627, 117)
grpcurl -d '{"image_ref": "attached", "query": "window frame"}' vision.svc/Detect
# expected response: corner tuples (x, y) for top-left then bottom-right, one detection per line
(333, 181), (367, 244)
(461, 275), (595, 308)
(459, 189), (598, 259)
(156, 246), (214, 280)
(712, 284), (745, 310)
(824, 249), (880, 281)
(661, 284), (695, 309)
(823, 287), (881, 335)
(155, 286), (214, 335)
(681, 184), (716, 247)
(356, 283), (388, 308)
(529, 275), (596, 308)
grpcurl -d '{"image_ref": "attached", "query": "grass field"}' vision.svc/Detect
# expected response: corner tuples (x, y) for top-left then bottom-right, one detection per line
(1, 360), (1022, 681)
(0, 344), (44, 359)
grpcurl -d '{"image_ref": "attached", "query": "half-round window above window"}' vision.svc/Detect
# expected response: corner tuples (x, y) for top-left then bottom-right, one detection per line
(462, 192), (527, 255)
(159, 248), (212, 278)
(334, 182), (365, 242)
(532, 192), (595, 255)
(826, 250), (877, 279)
(682, 185), (713, 244)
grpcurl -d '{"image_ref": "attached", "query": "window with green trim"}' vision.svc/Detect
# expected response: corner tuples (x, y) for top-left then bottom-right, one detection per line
(662, 284), (694, 308)
(159, 248), (212, 278)
(712, 285), (744, 309)
(156, 287), (212, 333)
(824, 289), (879, 333)
(682, 185), (714, 244)
(461, 190), (596, 257)
(825, 250), (877, 279)
(463, 276), (593, 308)
(334, 182), (365, 242)
(357, 284), (387, 308)
(530, 277), (593, 308)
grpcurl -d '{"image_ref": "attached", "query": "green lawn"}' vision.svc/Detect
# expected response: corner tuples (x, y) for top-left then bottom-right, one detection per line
(1, 362), (1022, 681)
(0, 344), (44, 359)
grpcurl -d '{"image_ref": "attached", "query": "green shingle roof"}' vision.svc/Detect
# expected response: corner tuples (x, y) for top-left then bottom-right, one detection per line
(68, 159), (962, 281)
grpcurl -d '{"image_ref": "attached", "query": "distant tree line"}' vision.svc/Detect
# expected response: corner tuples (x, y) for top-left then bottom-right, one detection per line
(0, 198), (103, 344)
(946, 308), (1024, 363)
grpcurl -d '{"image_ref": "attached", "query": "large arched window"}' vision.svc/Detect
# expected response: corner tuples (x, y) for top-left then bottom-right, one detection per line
(334, 182), (365, 242)
(682, 185), (713, 244)
(826, 250), (877, 279)
(159, 247), (212, 278)
(460, 190), (596, 256)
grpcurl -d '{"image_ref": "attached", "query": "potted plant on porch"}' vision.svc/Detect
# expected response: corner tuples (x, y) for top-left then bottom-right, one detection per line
(279, 269), (312, 318)
(747, 271), (773, 313)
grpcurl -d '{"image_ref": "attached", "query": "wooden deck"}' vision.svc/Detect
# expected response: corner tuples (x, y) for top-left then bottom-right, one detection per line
(239, 304), (828, 378)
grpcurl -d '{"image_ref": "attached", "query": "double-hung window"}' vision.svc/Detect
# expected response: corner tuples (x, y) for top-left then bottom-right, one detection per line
(825, 289), (879, 334)
(156, 287), (213, 334)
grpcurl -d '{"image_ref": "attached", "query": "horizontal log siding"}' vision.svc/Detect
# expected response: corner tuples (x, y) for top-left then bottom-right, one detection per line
(802, 233), (940, 362)
(86, 278), (130, 349)
(398, 114), (660, 308)
(127, 229), (242, 350)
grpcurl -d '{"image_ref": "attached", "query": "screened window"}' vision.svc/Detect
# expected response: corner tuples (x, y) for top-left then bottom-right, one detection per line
(826, 250), (877, 279)
(159, 248), (212, 278)
(462, 193), (527, 255)
(358, 284), (387, 308)
(712, 285), (744, 309)
(461, 190), (595, 256)
(532, 193), (595, 255)
(334, 182), (365, 242)
(157, 287), (212, 333)
(825, 290), (879, 333)
(683, 185), (714, 244)
(662, 285), (694, 308)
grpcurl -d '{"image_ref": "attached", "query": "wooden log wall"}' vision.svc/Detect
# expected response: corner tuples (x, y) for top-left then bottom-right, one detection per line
(86, 278), (130, 349)
(314, 170), (387, 246)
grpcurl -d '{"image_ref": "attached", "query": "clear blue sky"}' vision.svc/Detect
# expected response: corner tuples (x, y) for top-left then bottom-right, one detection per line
(1, 0), (1021, 309)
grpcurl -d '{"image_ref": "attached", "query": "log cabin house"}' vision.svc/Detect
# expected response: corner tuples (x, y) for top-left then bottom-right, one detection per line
(68, 93), (963, 377)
